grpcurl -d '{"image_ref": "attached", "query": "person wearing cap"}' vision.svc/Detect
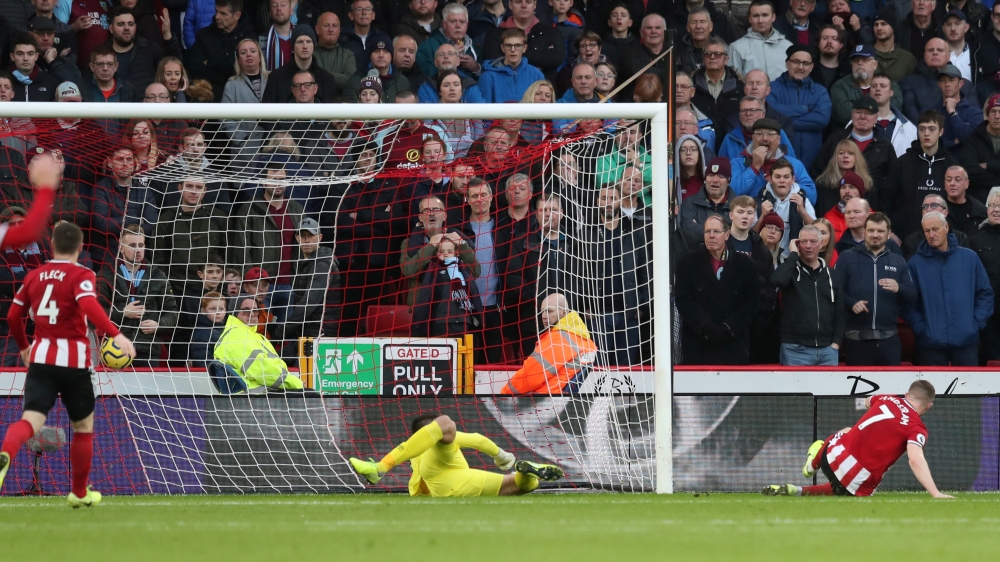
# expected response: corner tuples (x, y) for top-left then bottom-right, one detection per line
(681, 157), (737, 234)
(870, 73), (918, 156)
(727, 0), (793, 80)
(313, 12), (358, 92)
(941, 9), (972, 80)
(187, 0), (257, 103)
(830, 43), (902, 128)
(900, 38), (980, 122)
(477, 27), (545, 103)
(821, 169), (867, 241)
(8, 33), (60, 101)
(104, 5), (181, 95)
(730, 118), (817, 205)
(934, 63), (984, 148)
(675, 214), (760, 365)
(956, 93), (1000, 202)
(872, 7), (916, 83)
(339, 0), (393, 76)
(756, 210), (787, 266)
(262, 24), (339, 103)
(833, 211), (916, 365)
(768, 44), (832, 169)
(28, 16), (82, 84)
(933, 0), (984, 42)
(283, 218), (340, 352)
(346, 38), (410, 103)
(811, 95), (897, 183)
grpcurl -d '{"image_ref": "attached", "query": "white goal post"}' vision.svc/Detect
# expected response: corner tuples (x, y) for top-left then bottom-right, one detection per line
(0, 101), (673, 494)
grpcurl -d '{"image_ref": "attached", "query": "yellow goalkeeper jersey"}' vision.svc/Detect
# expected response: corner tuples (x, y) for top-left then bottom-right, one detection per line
(408, 432), (496, 496)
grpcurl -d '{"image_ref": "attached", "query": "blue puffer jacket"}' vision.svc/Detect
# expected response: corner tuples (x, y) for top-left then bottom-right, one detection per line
(184, 0), (217, 49)
(903, 233), (995, 349)
(718, 125), (796, 161)
(476, 57), (545, 103)
(767, 72), (832, 170)
(833, 244), (917, 332)
(729, 147), (817, 204)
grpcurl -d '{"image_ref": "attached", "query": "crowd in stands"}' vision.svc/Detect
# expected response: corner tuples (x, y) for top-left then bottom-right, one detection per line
(0, 0), (998, 372)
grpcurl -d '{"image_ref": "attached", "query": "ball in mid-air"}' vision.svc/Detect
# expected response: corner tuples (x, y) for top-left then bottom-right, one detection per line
(100, 337), (133, 369)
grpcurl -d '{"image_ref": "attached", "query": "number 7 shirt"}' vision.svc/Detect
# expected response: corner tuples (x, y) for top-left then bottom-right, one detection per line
(825, 394), (928, 496)
(10, 260), (120, 369)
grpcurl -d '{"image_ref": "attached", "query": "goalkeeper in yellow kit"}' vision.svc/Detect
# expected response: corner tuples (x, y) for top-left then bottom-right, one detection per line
(349, 414), (564, 496)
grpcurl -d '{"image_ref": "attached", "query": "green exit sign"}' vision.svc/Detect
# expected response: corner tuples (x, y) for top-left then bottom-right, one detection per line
(315, 340), (381, 395)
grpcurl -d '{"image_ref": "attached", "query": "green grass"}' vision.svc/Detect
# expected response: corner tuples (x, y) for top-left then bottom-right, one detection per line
(4, 493), (1000, 561)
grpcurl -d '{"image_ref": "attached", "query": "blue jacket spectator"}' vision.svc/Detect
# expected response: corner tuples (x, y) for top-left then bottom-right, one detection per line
(476, 57), (544, 102)
(933, 96), (984, 149)
(189, 298), (227, 368)
(834, 244), (917, 332)
(730, 149), (816, 204)
(183, 0), (216, 48)
(417, 78), (484, 103)
(903, 232), (994, 353)
(767, 71), (832, 169)
(718, 126), (796, 161)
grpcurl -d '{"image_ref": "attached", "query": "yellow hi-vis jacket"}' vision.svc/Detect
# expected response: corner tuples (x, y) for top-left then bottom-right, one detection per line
(214, 315), (303, 391)
(501, 311), (598, 394)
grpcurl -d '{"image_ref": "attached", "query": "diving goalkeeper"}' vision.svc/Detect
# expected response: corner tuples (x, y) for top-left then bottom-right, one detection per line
(350, 414), (564, 496)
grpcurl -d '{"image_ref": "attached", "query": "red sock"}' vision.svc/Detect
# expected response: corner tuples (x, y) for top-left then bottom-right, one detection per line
(70, 432), (94, 498)
(1, 420), (35, 461)
(811, 435), (835, 472)
(802, 483), (834, 496)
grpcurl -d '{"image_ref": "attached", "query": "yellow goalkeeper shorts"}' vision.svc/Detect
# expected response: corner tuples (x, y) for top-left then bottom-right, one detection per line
(424, 468), (504, 497)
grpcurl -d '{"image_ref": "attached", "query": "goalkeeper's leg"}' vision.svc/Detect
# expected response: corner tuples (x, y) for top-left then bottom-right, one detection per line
(350, 415), (456, 484)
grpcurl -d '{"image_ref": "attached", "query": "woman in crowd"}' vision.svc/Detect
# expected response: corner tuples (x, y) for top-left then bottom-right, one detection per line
(124, 119), (161, 173)
(632, 73), (662, 103)
(814, 140), (873, 216)
(520, 80), (556, 144)
(155, 57), (190, 102)
(223, 38), (269, 104)
(426, 70), (484, 160)
(674, 134), (707, 203)
(814, 217), (839, 266)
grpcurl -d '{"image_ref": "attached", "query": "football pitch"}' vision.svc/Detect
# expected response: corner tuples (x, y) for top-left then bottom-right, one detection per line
(4, 493), (1000, 561)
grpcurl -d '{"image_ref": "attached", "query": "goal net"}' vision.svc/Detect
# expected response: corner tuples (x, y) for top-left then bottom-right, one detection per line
(0, 103), (671, 495)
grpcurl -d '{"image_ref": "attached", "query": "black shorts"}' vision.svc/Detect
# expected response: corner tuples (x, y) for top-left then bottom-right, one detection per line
(23, 363), (96, 422)
(819, 443), (854, 497)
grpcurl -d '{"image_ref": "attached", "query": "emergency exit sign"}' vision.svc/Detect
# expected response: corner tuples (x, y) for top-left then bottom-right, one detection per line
(312, 338), (458, 396)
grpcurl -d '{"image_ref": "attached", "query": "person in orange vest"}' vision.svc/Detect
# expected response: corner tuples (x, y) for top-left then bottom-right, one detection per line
(501, 293), (598, 394)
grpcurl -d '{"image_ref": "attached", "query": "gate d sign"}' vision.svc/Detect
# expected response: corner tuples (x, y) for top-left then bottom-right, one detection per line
(382, 344), (456, 396)
(315, 341), (381, 395)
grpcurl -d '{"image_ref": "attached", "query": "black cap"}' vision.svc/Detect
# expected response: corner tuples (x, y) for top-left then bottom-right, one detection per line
(27, 16), (56, 32)
(852, 96), (878, 113)
(937, 63), (963, 79)
(944, 8), (967, 21)
(874, 6), (897, 33)
(785, 44), (814, 61)
(752, 118), (782, 132)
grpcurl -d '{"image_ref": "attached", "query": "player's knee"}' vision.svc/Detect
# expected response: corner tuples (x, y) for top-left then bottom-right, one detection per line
(435, 415), (456, 443)
(70, 416), (94, 433)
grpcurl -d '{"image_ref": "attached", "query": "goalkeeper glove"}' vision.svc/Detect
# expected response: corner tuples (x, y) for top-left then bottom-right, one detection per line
(493, 449), (516, 471)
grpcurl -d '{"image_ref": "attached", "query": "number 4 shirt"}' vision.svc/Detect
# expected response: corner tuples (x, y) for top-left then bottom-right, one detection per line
(826, 394), (928, 496)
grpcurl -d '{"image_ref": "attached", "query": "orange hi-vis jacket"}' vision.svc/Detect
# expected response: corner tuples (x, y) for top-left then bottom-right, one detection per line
(501, 311), (598, 394)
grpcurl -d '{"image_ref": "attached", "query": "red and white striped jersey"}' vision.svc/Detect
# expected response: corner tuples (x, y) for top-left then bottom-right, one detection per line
(826, 394), (928, 496)
(12, 260), (99, 368)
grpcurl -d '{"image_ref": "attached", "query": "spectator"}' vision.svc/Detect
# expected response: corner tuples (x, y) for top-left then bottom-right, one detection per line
(768, 44), (833, 168)
(556, 31), (604, 96)
(172, 253), (225, 362)
(67, 0), (110, 74)
(28, 17), (83, 87)
(284, 217), (340, 345)
(494, 173), (539, 360)
(557, 62), (600, 104)
(822, 169), (868, 241)
(188, 291), (226, 368)
(680, 156), (734, 234)
(880, 110), (956, 238)
(392, 34), (425, 88)
(675, 7), (716, 73)
(719, 96), (797, 161)
(461, 178), (504, 363)
(870, 72), (917, 157)
(383, 107), (440, 171)
(675, 214), (760, 364)
(968, 186), (1000, 362)
(214, 295), (304, 391)
(814, 140), (873, 217)
(601, 3), (637, 69)
(400, 195), (480, 306)
(187, 0), (257, 102)
(731, 118), (817, 203)
(616, 13), (669, 102)
(91, 145), (154, 266)
(830, 43), (901, 128)
(587, 184), (650, 366)
(814, 217), (838, 264)
(824, 0), (874, 47)
(393, 0), (441, 46)
(773, 0), (821, 48)
(119, 0), (165, 47)
(340, 0), (393, 76)
(535, 191), (580, 304)
(595, 120), (653, 197)
(398, 136), (450, 217)
(349, 38), (410, 102)
(757, 210), (787, 266)
(872, 7), (916, 83)
(754, 157), (817, 255)
(262, 25), (339, 103)
(98, 224), (179, 368)
(8, 33), (59, 101)
(309, 11), (355, 92)
(123, 118), (161, 173)
(238, 267), (279, 339)
(737, 69), (796, 139)
(105, 5), (181, 94)
(833, 212), (916, 365)
(39, 146), (87, 227)
(477, 27), (544, 103)
(184, 0), (218, 49)
(691, 37), (743, 152)
(931, 63), (983, 148)
(152, 176), (227, 295)
(0, 207), (48, 367)
(631, 72), (662, 103)
(674, 135), (707, 202)
(674, 71), (715, 149)
(900, 194), (970, 259)
(900, 38), (979, 123)
(835, 196), (904, 255)
(980, 3), (1000, 101)
(728, 195), (781, 362)
(728, 0), (792, 79)
(418, 43), (466, 102)
(224, 268), (241, 298)
(263, 0), (294, 71)
(942, 165), (987, 235)
(897, 0), (941, 57)
(941, 9), (971, 80)
(411, 234), (482, 338)
(414, 3), (480, 81)
(154, 56), (188, 102)
(481, 0), (564, 82)
(958, 93), (1000, 202)
(772, 224), (846, 365)
(518, 79), (556, 143)
(594, 60), (616, 100)
(425, 73), (485, 156)
(903, 211), (994, 365)
(808, 24), (849, 89)
(811, 96), (896, 185)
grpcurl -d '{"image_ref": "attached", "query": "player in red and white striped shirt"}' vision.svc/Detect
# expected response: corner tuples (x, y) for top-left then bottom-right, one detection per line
(763, 380), (952, 498)
(0, 203), (136, 506)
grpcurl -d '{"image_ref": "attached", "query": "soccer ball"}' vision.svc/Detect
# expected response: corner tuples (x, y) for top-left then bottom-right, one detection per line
(100, 337), (133, 369)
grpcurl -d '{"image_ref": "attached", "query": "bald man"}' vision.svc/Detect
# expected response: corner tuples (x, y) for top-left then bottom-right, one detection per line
(501, 293), (598, 394)
(900, 38), (980, 123)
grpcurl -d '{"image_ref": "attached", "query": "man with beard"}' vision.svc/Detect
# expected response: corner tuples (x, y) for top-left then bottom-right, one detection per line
(830, 44), (901, 128)
(104, 5), (180, 94)
(809, 24), (851, 91)
(730, 118), (816, 204)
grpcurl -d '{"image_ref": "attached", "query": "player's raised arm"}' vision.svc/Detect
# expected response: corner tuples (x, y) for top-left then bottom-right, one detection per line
(2, 151), (59, 249)
(907, 443), (953, 498)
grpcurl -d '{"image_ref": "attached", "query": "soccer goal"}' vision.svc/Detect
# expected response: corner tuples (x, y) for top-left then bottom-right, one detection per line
(0, 101), (673, 495)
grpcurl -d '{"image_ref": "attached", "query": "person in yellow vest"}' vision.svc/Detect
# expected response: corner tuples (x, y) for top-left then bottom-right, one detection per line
(214, 296), (303, 391)
(501, 293), (598, 394)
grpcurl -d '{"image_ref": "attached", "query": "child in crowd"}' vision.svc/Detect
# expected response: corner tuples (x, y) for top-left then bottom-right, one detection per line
(411, 238), (481, 337)
(189, 292), (227, 367)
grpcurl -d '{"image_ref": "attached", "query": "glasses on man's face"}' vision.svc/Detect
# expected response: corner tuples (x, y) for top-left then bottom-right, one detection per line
(579, 42), (599, 49)
(596, 71), (616, 79)
(988, 203), (1000, 210)
(921, 202), (944, 210)
(501, 43), (525, 50)
(740, 108), (763, 115)
(353, 6), (373, 12)
(144, 94), (170, 101)
(753, 131), (778, 138)
(292, 82), (317, 89)
(679, 147), (699, 154)
(703, 51), (726, 59)
(421, 207), (446, 215)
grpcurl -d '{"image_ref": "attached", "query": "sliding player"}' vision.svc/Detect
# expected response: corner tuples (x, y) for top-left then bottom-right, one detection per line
(0, 221), (137, 507)
(763, 380), (952, 498)
(350, 414), (564, 496)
